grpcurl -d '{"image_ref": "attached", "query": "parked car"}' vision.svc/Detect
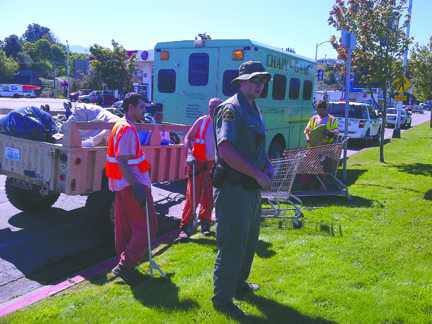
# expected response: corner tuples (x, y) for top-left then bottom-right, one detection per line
(385, 108), (412, 128)
(68, 89), (92, 102)
(327, 101), (381, 147)
(79, 90), (119, 106)
(405, 105), (413, 112)
(412, 105), (424, 114)
(23, 88), (37, 98)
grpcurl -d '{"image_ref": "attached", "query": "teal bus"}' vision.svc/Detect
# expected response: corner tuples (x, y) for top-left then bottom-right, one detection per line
(153, 39), (316, 159)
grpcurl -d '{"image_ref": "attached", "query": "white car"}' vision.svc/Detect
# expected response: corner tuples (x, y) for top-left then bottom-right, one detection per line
(385, 108), (412, 128)
(327, 101), (382, 147)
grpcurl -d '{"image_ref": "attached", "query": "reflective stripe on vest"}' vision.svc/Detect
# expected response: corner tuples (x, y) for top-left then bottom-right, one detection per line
(106, 119), (150, 180)
(192, 116), (210, 161)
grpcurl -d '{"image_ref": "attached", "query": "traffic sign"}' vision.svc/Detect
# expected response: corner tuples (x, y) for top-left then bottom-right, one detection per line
(392, 74), (413, 95)
(394, 95), (406, 101)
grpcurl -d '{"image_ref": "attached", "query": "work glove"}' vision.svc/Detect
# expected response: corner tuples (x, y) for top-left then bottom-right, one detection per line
(186, 152), (196, 169)
(132, 183), (147, 208)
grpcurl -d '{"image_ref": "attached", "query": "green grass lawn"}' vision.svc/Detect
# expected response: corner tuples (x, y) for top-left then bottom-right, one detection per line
(3, 123), (432, 324)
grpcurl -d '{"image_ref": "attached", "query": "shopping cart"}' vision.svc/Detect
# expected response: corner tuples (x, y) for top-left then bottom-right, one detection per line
(261, 150), (307, 229)
(285, 137), (351, 199)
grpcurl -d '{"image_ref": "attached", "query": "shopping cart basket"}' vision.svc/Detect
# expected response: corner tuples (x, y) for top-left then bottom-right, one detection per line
(285, 137), (351, 199)
(261, 150), (307, 229)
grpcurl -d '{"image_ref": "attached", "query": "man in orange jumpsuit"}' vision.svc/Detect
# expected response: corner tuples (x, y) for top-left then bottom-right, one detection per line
(106, 92), (158, 285)
(178, 97), (223, 242)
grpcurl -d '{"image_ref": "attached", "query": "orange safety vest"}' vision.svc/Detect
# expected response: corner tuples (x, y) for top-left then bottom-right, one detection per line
(106, 119), (150, 179)
(305, 114), (339, 144)
(192, 115), (211, 161)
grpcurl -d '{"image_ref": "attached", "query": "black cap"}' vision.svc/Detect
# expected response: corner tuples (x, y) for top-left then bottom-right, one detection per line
(231, 61), (271, 87)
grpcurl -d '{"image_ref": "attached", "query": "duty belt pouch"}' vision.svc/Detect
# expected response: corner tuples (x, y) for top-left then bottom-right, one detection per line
(210, 159), (228, 188)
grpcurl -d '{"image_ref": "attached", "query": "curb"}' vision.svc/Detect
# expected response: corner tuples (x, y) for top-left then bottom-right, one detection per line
(0, 227), (180, 317)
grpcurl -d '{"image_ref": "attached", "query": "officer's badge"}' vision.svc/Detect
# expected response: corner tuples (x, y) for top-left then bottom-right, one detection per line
(222, 109), (235, 121)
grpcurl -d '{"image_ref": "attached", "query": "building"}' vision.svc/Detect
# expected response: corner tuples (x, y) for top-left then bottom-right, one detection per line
(126, 50), (154, 102)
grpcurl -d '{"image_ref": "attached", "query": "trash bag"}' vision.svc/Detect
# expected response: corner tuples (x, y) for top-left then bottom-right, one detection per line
(0, 106), (57, 142)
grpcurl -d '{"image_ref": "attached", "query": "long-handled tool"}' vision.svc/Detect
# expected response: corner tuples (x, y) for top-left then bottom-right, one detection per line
(145, 203), (165, 279)
(192, 162), (198, 228)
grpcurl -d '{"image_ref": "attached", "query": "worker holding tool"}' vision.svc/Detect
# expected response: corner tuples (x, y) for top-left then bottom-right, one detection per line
(106, 92), (162, 285)
(178, 97), (223, 242)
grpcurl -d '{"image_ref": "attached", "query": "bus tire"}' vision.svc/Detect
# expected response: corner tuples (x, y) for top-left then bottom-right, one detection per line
(268, 140), (284, 160)
(85, 189), (115, 243)
(5, 177), (60, 212)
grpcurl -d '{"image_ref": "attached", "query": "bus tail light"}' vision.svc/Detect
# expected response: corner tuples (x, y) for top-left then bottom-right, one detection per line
(232, 50), (244, 60)
(160, 51), (169, 60)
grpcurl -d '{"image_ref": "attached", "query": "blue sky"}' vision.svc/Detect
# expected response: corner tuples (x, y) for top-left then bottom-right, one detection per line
(0, 0), (430, 60)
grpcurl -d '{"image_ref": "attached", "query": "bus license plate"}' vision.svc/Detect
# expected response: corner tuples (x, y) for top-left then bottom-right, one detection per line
(5, 147), (20, 161)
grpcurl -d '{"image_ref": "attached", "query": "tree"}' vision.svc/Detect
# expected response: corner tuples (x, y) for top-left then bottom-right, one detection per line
(409, 38), (432, 102)
(22, 23), (54, 43)
(0, 48), (19, 83)
(328, 0), (412, 162)
(89, 40), (136, 91)
(3, 34), (22, 59)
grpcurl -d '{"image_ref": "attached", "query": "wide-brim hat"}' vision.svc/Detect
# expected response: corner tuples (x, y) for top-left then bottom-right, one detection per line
(231, 61), (271, 87)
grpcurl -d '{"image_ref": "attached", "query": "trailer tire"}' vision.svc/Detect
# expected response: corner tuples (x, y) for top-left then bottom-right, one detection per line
(5, 177), (60, 212)
(85, 190), (115, 242)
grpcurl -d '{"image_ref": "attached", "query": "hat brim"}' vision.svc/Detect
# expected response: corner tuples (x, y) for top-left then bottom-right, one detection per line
(231, 71), (271, 87)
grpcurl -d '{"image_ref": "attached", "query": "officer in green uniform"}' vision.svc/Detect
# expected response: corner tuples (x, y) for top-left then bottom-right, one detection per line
(211, 61), (274, 317)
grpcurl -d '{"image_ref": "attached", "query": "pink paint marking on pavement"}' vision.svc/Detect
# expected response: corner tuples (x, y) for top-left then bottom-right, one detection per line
(0, 228), (180, 317)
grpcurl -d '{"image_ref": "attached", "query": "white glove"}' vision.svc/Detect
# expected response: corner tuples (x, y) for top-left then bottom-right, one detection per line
(186, 152), (196, 168)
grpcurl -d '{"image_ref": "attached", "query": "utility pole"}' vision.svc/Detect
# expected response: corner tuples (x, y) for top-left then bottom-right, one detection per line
(67, 40), (70, 97)
(393, 0), (413, 138)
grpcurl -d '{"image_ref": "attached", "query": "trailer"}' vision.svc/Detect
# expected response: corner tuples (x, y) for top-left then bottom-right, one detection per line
(0, 120), (189, 241)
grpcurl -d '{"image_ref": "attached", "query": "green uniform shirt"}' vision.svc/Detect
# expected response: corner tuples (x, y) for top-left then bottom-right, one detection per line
(214, 90), (267, 171)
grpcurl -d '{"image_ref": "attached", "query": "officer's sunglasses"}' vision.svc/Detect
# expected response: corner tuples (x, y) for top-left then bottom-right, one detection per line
(249, 76), (269, 84)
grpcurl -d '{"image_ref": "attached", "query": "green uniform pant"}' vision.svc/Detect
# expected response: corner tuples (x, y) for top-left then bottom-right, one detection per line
(212, 183), (261, 306)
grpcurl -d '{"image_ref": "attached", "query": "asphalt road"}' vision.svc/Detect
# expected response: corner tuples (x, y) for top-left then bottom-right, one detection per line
(0, 98), (430, 309)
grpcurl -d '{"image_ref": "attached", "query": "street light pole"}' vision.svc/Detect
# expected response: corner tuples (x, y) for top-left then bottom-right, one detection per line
(66, 40), (70, 97)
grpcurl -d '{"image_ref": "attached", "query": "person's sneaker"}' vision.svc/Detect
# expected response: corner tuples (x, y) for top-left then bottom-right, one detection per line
(178, 224), (191, 242)
(236, 282), (261, 293)
(111, 264), (142, 285)
(213, 301), (245, 318)
(201, 222), (212, 237)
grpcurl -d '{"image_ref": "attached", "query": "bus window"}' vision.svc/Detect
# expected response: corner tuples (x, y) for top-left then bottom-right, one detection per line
(189, 53), (209, 86)
(289, 78), (300, 99)
(222, 70), (238, 96)
(302, 80), (313, 100)
(272, 74), (287, 100)
(158, 69), (176, 93)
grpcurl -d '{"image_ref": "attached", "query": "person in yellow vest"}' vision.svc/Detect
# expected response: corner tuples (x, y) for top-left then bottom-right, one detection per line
(106, 92), (158, 285)
(302, 99), (339, 189)
(179, 97), (223, 241)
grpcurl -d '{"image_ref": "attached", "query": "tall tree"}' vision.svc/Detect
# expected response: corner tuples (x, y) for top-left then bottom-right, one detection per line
(409, 38), (432, 102)
(328, 0), (412, 162)
(0, 48), (19, 83)
(89, 40), (136, 91)
(22, 23), (54, 43)
(3, 34), (22, 59)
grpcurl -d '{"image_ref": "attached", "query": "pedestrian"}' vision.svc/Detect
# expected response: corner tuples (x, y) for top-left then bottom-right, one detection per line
(302, 99), (339, 190)
(106, 92), (158, 285)
(178, 97), (223, 242)
(211, 61), (274, 317)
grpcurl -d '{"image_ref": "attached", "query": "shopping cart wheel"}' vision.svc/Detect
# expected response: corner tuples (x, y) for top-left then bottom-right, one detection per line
(292, 217), (303, 229)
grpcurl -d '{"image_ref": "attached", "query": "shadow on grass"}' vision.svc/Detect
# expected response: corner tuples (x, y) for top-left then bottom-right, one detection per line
(389, 163), (432, 177)
(236, 294), (335, 324)
(425, 189), (432, 201)
(131, 273), (198, 311)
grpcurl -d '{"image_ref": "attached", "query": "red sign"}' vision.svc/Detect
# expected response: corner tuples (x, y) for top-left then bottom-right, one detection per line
(363, 93), (367, 98)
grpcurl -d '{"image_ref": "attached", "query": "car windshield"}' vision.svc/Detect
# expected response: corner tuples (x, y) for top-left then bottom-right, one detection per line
(387, 108), (397, 114)
(327, 103), (365, 118)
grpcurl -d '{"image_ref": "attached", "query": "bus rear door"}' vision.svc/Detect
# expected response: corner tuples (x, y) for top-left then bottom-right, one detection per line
(155, 46), (219, 125)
